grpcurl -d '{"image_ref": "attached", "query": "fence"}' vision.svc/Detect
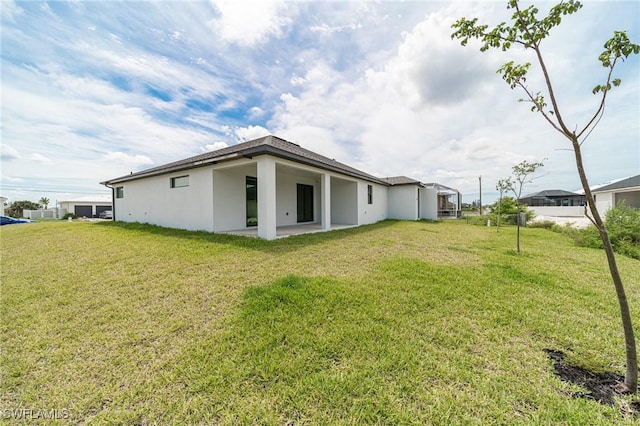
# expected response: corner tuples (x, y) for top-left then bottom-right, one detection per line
(22, 209), (63, 219)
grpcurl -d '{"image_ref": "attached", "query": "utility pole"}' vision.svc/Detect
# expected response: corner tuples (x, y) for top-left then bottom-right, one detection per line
(478, 175), (482, 216)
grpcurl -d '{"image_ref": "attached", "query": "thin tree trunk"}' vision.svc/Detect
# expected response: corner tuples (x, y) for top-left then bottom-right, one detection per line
(572, 135), (638, 392)
(497, 196), (502, 232)
(516, 202), (521, 253)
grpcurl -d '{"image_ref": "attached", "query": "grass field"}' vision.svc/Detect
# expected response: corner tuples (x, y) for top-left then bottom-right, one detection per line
(2, 219), (640, 424)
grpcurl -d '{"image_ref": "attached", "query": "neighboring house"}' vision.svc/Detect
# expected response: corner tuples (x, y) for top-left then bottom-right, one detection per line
(592, 174), (640, 213)
(520, 190), (586, 207)
(101, 135), (461, 240)
(379, 177), (461, 221)
(59, 194), (113, 218)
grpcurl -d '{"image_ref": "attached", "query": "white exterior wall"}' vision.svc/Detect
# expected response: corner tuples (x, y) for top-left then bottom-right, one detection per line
(358, 182), (387, 225)
(115, 166), (215, 232)
(420, 188), (438, 220)
(594, 191), (616, 215)
(388, 185), (418, 220)
(276, 171), (319, 226)
(111, 154), (402, 238)
(331, 178), (358, 225)
(530, 206), (585, 217)
(594, 188), (640, 214)
(212, 163), (256, 232)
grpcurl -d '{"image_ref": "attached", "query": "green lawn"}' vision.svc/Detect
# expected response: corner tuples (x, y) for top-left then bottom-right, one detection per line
(2, 219), (639, 424)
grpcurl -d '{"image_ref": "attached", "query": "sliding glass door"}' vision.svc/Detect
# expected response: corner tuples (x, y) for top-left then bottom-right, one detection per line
(246, 176), (257, 226)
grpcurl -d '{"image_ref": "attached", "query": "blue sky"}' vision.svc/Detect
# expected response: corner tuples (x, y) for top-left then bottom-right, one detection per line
(1, 0), (638, 206)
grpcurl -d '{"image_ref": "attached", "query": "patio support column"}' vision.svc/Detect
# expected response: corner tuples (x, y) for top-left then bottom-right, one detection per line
(321, 173), (331, 230)
(257, 156), (277, 240)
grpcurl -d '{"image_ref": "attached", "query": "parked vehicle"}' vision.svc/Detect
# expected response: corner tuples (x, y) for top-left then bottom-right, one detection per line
(99, 210), (113, 219)
(1, 215), (35, 225)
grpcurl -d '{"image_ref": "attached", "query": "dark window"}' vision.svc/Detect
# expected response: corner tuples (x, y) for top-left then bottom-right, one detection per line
(116, 187), (124, 198)
(367, 185), (373, 205)
(170, 175), (189, 188)
(246, 176), (257, 227)
(297, 184), (314, 223)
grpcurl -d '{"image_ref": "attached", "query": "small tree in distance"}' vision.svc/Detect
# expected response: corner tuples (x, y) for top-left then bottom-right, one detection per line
(39, 197), (50, 209)
(507, 160), (544, 253)
(452, 0), (640, 392)
(495, 177), (513, 232)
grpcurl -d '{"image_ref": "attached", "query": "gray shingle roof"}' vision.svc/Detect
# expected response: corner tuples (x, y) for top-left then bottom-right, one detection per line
(592, 175), (640, 192)
(381, 176), (423, 186)
(521, 189), (582, 199)
(102, 135), (389, 185)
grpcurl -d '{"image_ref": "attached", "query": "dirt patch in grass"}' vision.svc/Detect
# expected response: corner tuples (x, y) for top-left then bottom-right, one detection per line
(544, 348), (640, 415)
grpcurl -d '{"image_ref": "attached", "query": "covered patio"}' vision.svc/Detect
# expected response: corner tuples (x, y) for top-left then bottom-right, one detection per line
(221, 222), (357, 239)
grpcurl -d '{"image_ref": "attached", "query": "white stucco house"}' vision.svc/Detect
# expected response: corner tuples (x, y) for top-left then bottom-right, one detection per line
(592, 174), (640, 213)
(101, 135), (461, 240)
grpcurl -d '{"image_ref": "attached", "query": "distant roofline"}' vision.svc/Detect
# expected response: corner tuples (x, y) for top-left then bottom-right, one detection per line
(591, 174), (640, 193)
(520, 189), (584, 199)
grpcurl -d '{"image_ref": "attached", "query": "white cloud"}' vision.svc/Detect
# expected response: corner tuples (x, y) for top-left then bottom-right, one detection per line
(102, 152), (154, 166)
(0, 0), (22, 22)
(233, 125), (271, 142)
(29, 153), (53, 164)
(1, 145), (20, 161)
(208, 0), (291, 46)
(2, 176), (24, 183)
(249, 106), (264, 118)
(203, 142), (229, 152)
(310, 21), (362, 35)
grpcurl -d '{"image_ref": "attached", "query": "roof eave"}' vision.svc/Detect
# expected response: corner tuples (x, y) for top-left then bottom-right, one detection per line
(101, 153), (245, 185)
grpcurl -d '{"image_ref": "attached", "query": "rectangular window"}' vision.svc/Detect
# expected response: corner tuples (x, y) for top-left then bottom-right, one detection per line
(116, 186), (124, 199)
(367, 185), (373, 204)
(170, 175), (189, 188)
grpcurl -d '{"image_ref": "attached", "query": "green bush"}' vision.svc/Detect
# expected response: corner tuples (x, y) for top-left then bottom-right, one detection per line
(61, 213), (76, 220)
(605, 203), (640, 258)
(551, 203), (640, 259)
(487, 197), (534, 226)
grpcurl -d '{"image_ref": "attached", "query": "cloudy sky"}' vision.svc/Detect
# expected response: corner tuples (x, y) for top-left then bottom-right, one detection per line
(1, 0), (638, 206)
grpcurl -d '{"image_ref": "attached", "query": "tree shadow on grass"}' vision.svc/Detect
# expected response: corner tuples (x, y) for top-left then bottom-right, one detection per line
(94, 219), (399, 253)
(544, 349), (640, 416)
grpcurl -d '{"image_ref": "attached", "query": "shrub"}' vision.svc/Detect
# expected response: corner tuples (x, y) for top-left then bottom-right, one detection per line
(61, 213), (76, 220)
(604, 203), (640, 259)
(551, 204), (640, 260)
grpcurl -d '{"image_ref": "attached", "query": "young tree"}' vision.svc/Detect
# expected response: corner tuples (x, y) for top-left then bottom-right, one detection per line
(495, 177), (513, 232)
(508, 160), (544, 253)
(39, 197), (50, 209)
(452, 0), (640, 392)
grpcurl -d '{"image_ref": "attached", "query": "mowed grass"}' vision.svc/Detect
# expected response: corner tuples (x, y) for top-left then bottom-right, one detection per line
(1, 219), (639, 424)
